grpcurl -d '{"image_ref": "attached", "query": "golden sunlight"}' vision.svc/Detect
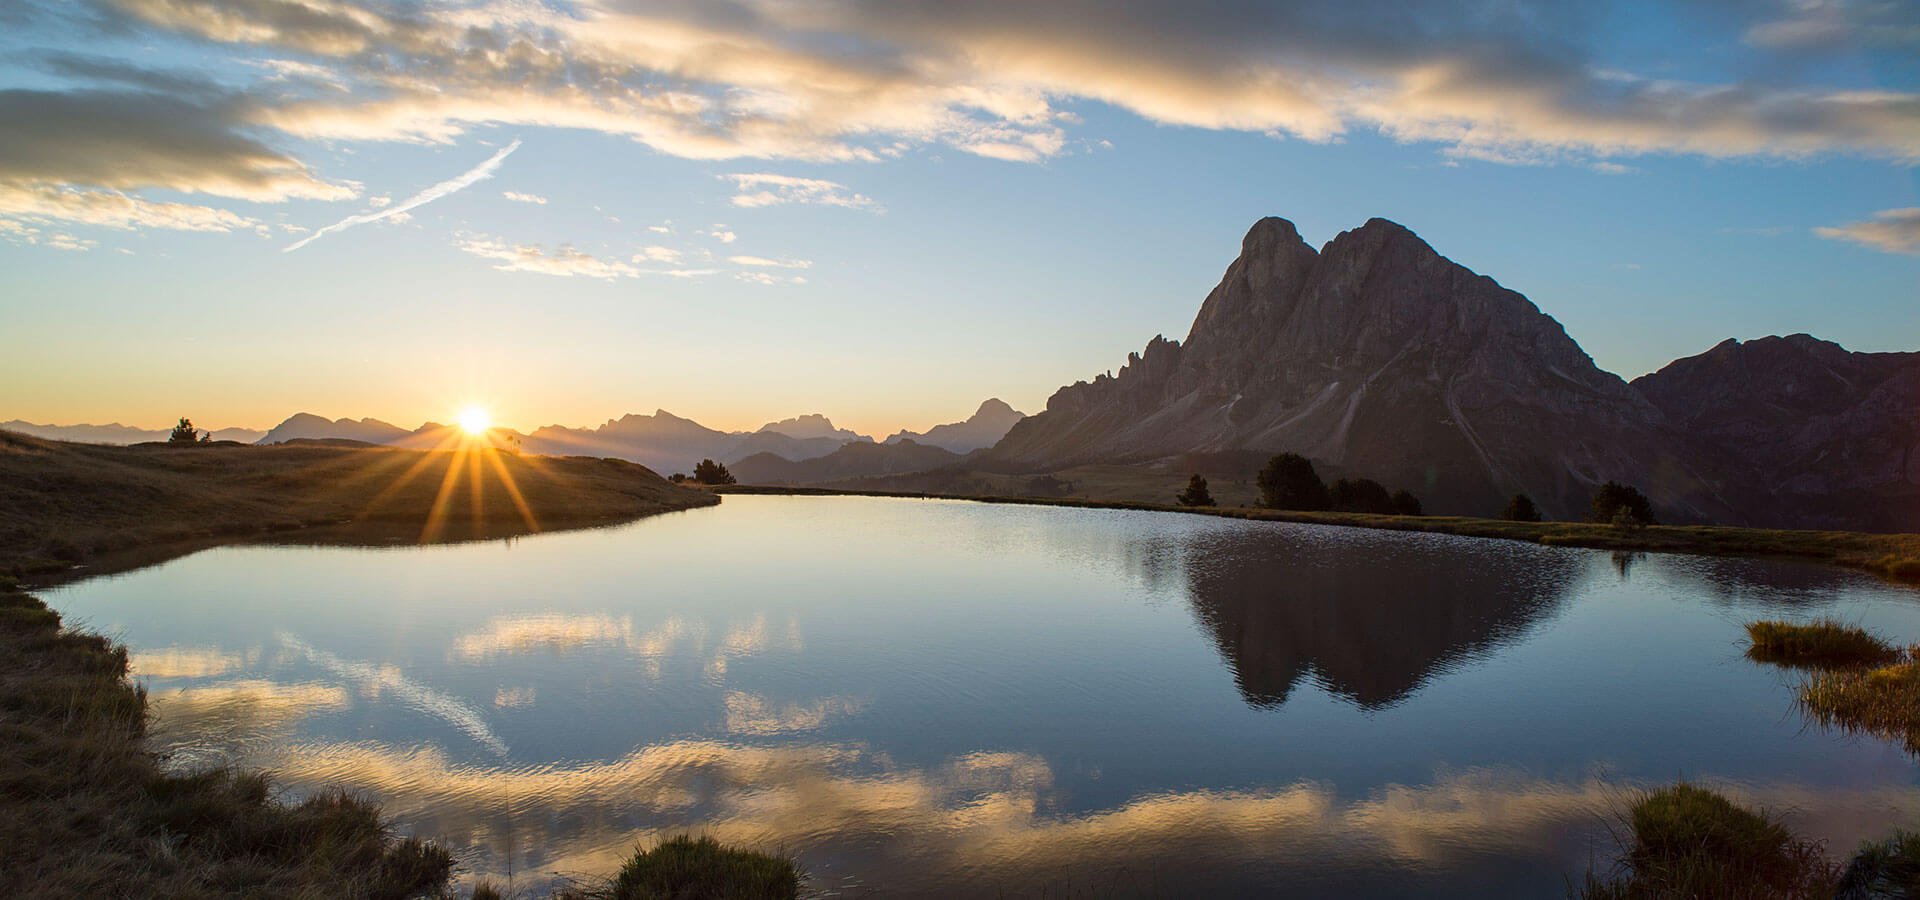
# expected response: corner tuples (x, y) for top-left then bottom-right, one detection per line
(456, 406), (492, 436)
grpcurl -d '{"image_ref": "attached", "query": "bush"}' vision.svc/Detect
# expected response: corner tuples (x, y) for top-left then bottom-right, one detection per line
(1176, 474), (1215, 507)
(1329, 478), (1395, 514)
(1258, 453), (1330, 511)
(1390, 489), (1423, 517)
(1024, 474), (1075, 498)
(1589, 481), (1656, 526)
(1580, 783), (1837, 898)
(692, 459), (736, 485)
(563, 835), (800, 900)
(1500, 493), (1542, 522)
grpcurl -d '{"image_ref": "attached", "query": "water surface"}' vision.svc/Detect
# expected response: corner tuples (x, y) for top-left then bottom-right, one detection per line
(43, 496), (1920, 896)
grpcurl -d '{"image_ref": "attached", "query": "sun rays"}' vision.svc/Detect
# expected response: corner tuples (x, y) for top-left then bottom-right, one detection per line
(319, 411), (544, 543)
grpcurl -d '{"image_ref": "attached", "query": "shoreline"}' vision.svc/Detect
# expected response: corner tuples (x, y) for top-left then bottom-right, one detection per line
(711, 485), (1920, 584)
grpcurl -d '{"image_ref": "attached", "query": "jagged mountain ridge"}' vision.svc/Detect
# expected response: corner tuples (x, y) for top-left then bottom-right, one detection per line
(991, 216), (1746, 523)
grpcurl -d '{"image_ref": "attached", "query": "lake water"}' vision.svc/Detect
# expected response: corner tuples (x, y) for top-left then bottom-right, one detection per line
(41, 495), (1920, 897)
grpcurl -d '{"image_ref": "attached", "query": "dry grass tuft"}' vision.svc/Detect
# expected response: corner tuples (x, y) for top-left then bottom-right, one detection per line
(1745, 619), (1901, 669)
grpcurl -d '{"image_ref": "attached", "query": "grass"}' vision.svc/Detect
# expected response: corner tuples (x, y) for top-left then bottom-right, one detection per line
(552, 835), (801, 900)
(0, 579), (453, 898)
(713, 485), (1920, 584)
(1839, 830), (1920, 896)
(1798, 657), (1920, 754)
(1745, 619), (1902, 668)
(1577, 783), (1839, 899)
(0, 429), (718, 579)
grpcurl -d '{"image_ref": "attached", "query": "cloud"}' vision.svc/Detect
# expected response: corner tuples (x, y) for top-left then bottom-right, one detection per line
(0, 88), (350, 202)
(634, 245), (681, 263)
(707, 229), (737, 244)
(456, 235), (639, 279)
(723, 173), (879, 210)
(1746, 1), (1920, 51)
(1814, 207), (1920, 255)
(727, 255), (812, 269)
(0, 218), (99, 251)
(0, 183), (258, 232)
(78, 0), (1920, 171)
(502, 190), (547, 204)
(286, 139), (520, 251)
(735, 271), (807, 286)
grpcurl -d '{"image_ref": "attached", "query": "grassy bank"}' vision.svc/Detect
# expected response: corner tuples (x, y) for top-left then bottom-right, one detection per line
(0, 578), (454, 897)
(1, 429), (718, 578)
(713, 485), (1920, 583)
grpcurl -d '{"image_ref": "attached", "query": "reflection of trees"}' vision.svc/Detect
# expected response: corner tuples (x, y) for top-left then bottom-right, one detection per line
(1181, 530), (1581, 709)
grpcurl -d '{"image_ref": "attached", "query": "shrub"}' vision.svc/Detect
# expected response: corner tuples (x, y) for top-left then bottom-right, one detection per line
(1024, 474), (1075, 498)
(1500, 493), (1542, 522)
(1390, 489), (1423, 517)
(1589, 481), (1656, 526)
(1176, 473), (1215, 507)
(692, 459), (736, 485)
(1329, 478), (1395, 514)
(1257, 453), (1330, 511)
(562, 835), (800, 900)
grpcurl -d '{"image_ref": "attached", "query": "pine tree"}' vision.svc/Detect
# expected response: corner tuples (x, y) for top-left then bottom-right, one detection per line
(1257, 453), (1330, 510)
(1176, 473), (1215, 507)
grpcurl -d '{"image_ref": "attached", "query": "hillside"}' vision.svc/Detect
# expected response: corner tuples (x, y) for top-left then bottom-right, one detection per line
(730, 439), (965, 485)
(0, 429), (717, 575)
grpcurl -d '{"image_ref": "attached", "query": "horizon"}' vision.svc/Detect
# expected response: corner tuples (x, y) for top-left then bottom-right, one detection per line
(3, 1), (1917, 438)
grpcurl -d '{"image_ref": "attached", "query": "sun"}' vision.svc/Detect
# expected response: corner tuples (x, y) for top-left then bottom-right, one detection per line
(456, 406), (492, 436)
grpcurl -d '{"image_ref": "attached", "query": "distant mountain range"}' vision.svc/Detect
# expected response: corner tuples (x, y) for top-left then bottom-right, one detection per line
(731, 439), (966, 485)
(2, 420), (266, 444)
(885, 399), (1027, 453)
(990, 216), (1918, 531)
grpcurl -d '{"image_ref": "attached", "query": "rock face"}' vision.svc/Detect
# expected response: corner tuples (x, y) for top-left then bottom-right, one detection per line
(993, 217), (1739, 521)
(885, 399), (1027, 453)
(1633, 336), (1920, 532)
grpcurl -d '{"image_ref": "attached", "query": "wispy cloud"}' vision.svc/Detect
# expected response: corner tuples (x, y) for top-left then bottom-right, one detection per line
(728, 255), (811, 269)
(723, 174), (878, 210)
(1815, 207), (1920, 256)
(502, 190), (546, 204)
(456, 234), (636, 279)
(286, 140), (521, 251)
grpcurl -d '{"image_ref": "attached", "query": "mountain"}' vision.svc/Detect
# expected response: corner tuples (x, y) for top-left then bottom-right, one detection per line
(990, 216), (1739, 522)
(1632, 335), (1920, 532)
(3, 421), (266, 444)
(730, 439), (965, 485)
(885, 399), (1027, 453)
(523, 410), (863, 475)
(257, 414), (413, 446)
(757, 413), (871, 443)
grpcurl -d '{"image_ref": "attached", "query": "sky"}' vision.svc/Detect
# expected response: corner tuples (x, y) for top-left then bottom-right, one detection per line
(1, 0), (1917, 438)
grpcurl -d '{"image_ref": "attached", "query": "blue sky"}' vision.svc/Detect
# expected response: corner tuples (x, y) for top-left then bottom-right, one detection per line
(2, 0), (1916, 437)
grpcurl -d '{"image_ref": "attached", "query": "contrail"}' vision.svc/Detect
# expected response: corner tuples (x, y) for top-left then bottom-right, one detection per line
(285, 139), (522, 252)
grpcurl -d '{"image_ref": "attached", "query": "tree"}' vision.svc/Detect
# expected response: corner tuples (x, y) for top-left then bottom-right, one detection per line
(1257, 453), (1330, 510)
(692, 459), (736, 485)
(1589, 481), (1656, 526)
(1390, 489), (1423, 517)
(1176, 473), (1215, 507)
(1329, 477), (1395, 514)
(1501, 493), (1543, 522)
(168, 417), (201, 445)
